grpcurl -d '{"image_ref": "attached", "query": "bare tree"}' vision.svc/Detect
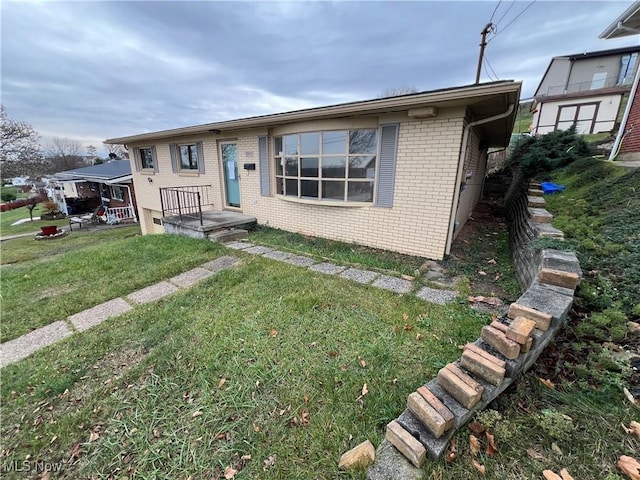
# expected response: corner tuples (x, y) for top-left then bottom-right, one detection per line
(0, 105), (46, 178)
(103, 143), (128, 160)
(377, 86), (419, 98)
(86, 145), (97, 157)
(47, 137), (83, 171)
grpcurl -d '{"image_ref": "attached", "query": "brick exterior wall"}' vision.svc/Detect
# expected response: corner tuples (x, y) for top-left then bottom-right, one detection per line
(129, 106), (477, 259)
(619, 86), (640, 157)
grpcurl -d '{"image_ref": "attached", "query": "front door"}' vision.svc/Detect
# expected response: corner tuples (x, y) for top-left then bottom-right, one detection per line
(221, 142), (241, 208)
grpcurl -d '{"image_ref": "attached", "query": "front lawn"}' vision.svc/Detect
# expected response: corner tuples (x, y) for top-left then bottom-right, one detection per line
(0, 226), (225, 341)
(0, 234), (486, 479)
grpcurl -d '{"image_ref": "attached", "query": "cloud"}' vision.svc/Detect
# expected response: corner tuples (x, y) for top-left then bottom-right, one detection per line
(0, 0), (635, 154)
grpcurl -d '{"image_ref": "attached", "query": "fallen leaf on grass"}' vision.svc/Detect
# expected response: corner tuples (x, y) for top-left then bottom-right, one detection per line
(269, 329), (278, 338)
(359, 357), (367, 368)
(618, 455), (640, 480)
(88, 432), (99, 442)
(468, 421), (486, 435)
(538, 377), (556, 389)
(301, 410), (310, 426)
(192, 410), (203, 418)
(560, 468), (575, 480)
(340, 364), (348, 371)
(416, 333), (422, 340)
(527, 448), (545, 460)
(472, 459), (486, 475)
(69, 443), (81, 462)
(622, 421), (640, 438)
(361, 384), (368, 396)
(224, 466), (237, 479)
(485, 432), (497, 456)
(467, 296), (503, 306)
(445, 438), (457, 464)
(542, 470), (562, 480)
(241, 454), (252, 461)
(469, 435), (481, 456)
(218, 377), (227, 388)
(478, 270), (487, 276)
(624, 387), (640, 409)
(551, 442), (563, 456)
(263, 455), (276, 471)
(403, 313), (409, 321)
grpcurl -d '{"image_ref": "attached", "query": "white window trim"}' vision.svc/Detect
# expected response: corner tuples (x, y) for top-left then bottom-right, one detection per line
(273, 129), (378, 204)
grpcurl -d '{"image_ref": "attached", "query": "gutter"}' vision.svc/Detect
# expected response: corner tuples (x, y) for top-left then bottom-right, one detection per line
(445, 102), (516, 255)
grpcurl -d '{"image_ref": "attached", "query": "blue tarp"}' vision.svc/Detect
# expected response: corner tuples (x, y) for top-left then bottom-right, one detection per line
(540, 181), (566, 194)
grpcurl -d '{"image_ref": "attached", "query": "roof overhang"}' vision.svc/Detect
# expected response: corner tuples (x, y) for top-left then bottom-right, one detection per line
(600, 1), (640, 39)
(53, 174), (132, 184)
(534, 85), (630, 103)
(105, 81), (521, 147)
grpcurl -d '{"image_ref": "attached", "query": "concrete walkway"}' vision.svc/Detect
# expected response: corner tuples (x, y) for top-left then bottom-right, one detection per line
(1, 245), (459, 368)
(0, 255), (241, 368)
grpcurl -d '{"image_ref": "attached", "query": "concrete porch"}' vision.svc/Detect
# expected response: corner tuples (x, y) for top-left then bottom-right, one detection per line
(162, 210), (257, 240)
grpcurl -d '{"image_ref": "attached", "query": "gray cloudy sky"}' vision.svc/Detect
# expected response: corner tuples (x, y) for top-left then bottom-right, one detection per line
(1, 0), (637, 154)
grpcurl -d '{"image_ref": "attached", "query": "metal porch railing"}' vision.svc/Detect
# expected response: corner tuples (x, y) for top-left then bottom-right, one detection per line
(159, 185), (214, 226)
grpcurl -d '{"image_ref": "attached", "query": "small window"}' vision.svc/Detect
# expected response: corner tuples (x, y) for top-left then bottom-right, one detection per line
(140, 147), (154, 169)
(152, 217), (162, 225)
(179, 144), (199, 170)
(110, 186), (125, 201)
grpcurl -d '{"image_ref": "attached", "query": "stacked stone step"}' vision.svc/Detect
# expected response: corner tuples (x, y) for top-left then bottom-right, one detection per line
(368, 180), (583, 478)
(381, 302), (556, 469)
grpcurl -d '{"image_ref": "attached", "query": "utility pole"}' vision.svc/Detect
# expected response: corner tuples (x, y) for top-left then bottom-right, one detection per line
(475, 23), (494, 84)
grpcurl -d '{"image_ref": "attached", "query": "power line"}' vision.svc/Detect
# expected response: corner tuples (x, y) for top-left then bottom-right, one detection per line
(495, 0), (516, 27)
(483, 57), (497, 81)
(489, 0), (502, 23)
(484, 55), (500, 80)
(489, 0), (536, 43)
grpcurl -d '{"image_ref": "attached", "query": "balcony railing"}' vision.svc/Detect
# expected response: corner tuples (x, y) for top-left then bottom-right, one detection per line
(543, 76), (633, 97)
(159, 185), (213, 226)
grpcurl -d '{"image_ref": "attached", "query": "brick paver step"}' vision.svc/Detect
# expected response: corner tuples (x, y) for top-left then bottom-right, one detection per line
(385, 420), (426, 469)
(436, 363), (484, 410)
(460, 345), (506, 386)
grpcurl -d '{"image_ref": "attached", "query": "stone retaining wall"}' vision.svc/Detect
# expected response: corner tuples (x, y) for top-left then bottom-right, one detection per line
(366, 172), (582, 479)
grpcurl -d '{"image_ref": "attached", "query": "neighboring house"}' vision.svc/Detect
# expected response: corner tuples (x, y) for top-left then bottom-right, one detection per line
(48, 160), (138, 221)
(600, 1), (640, 161)
(105, 81), (521, 260)
(531, 45), (640, 135)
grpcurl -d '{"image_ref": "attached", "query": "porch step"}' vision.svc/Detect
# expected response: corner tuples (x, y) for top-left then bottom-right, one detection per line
(208, 229), (248, 243)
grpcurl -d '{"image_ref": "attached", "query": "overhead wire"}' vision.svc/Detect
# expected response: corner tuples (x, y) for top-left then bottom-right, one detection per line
(483, 57), (497, 81)
(494, 0), (516, 27)
(484, 55), (500, 80)
(488, 0), (536, 43)
(489, 0), (502, 23)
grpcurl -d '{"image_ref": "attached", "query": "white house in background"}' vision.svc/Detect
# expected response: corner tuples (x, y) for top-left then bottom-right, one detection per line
(531, 45), (640, 135)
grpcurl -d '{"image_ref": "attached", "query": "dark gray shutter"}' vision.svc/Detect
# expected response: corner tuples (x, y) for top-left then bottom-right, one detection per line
(169, 144), (178, 173)
(196, 141), (205, 174)
(374, 123), (399, 208)
(151, 146), (158, 173)
(132, 147), (140, 172)
(258, 136), (270, 196)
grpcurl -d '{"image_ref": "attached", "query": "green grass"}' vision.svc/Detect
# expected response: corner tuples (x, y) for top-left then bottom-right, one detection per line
(249, 226), (425, 276)
(0, 240), (487, 479)
(0, 226), (227, 341)
(0, 203), (68, 236)
(513, 102), (533, 134)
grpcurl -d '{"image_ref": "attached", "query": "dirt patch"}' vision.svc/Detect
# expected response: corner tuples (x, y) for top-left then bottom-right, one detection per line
(444, 201), (519, 315)
(71, 345), (149, 403)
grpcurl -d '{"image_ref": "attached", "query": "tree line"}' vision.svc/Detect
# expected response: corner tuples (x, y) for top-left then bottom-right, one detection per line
(0, 105), (127, 181)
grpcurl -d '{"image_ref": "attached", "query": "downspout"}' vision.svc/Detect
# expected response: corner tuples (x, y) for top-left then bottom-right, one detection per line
(445, 102), (515, 255)
(609, 62), (640, 161)
(112, 182), (138, 223)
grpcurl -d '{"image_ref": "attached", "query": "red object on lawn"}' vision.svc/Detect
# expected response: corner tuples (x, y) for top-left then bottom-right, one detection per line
(40, 225), (58, 236)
